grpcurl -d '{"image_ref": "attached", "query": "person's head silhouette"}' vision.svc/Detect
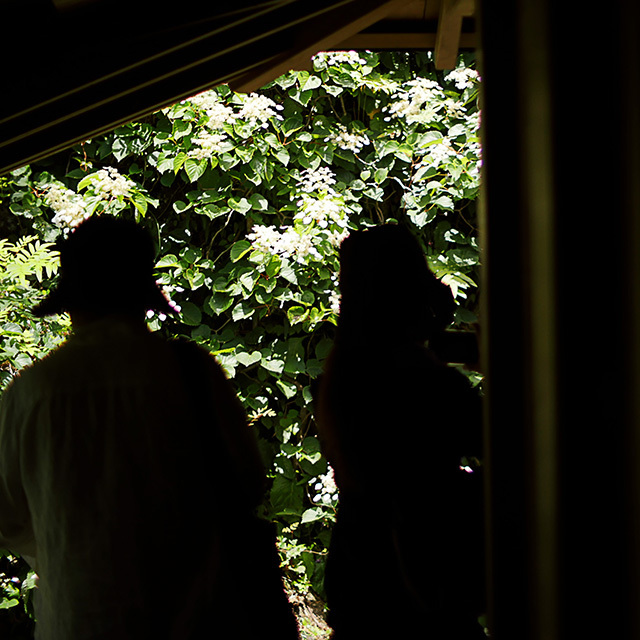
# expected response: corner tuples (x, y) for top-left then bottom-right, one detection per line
(337, 224), (455, 342)
(32, 216), (173, 318)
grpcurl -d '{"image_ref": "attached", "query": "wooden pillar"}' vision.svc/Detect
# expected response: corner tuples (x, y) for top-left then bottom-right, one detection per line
(479, 1), (640, 638)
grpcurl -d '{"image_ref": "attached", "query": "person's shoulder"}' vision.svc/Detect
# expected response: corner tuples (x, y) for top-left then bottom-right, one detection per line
(8, 339), (72, 387)
(0, 346), (65, 410)
(168, 337), (228, 379)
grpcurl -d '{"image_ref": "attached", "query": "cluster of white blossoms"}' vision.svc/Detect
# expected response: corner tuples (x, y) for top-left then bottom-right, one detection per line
(297, 166), (337, 194)
(247, 225), (322, 262)
(314, 50), (366, 67)
(146, 284), (183, 322)
(295, 194), (347, 229)
(385, 77), (446, 125)
(189, 91), (237, 129)
(444, 67), (480, 90)
(427, 137), (458, 165)
(45, 183), (89, 229)
(328, 290), (341, 314)
(89, 167), (136, 199)
(188, 132), (229, 160)
(237, 93), (284, 128)
(187, 90), (284, 130)
(325, 124), (370, 153)
(310, 467), (339, 506)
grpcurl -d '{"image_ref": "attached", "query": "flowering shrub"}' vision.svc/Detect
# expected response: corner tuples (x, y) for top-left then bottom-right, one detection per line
(0, 50), (481, 612)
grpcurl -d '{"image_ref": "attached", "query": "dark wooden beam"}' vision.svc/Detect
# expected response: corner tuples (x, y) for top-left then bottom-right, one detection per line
(336, 31), (477, 49)
(435, 0), (474, 68)
(229, 0), (415, 92)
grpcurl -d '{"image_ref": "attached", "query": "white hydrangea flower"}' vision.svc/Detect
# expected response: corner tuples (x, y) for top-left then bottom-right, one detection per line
(444, 67), (480, 90)
(282, 229), (321, 261)
(238, 93), (283, 128)
(91, 167), (136, 198)
(385, 77), (445, 125)
(311, 467), (339, 505)
(158, 284), (182, 314)
(246, 224), (282, 253)
(428, 137), (457, 164)
(206, 102), (237, 130)
(45, 184), (90, 229)
(327, 228), (350, 247)
(465, 111), (481, 132)
(188, 132), (228, 159)
(297, 167), (337, 194)
(443, 97), (467, 118)
(295, 194), (346, 229)
(189, 91), (237, 128)
(314, 50), (366, 66)
(328, 290), (341, 314)
(247, 225), (321, 262)
(325, 125), (370, 153)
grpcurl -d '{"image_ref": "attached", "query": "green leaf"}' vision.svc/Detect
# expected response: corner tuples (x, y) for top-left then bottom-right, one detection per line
(172, 200), (190, 213)
(433, 195), (454, 211)
(448, 123), (466, 138)
(208, 292), (233, 315)
(228, 197), (251, 214)
(236, 145), (255, 163)
(239, 269), (259, 294)
(0, 598), (19, 610)
(131, 192), (148, 216)
(280, 261), (298, 285)
(180, 302), (202, 326)
(230, 240), (252, 262)
(284, 338), (305, 374)
(273, 148), (290, 166)
(266, 256), (281, 278)
(249, 193), (268, 210)
(287, 305), (309, 325)
(173, 152), (188, 172)
(276, 379), (297, 399)
(156, 253), (179, 268)
(407, 209), (436, 228)
(261, 358), (285, 375)
(282, 117), (304, 137)
(301, 508), (324, 524)
(77, 174), (94, 190)
(270, 475), (303, 514)
(236, 350), (262, 366)
(184, 158), (208, 182)
(299, 74), (322, 92)
(231, 301), (255, 321)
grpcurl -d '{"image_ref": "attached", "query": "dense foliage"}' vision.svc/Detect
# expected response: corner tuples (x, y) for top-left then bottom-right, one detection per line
(0, 50), (481, 624)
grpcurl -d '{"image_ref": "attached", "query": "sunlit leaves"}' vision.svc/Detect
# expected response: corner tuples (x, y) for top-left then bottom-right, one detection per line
(2, 50), (482, 603)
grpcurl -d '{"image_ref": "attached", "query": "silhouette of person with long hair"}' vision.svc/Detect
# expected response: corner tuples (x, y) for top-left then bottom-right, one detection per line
(0, 217), (299, 640)
(315, 224), (485, 639)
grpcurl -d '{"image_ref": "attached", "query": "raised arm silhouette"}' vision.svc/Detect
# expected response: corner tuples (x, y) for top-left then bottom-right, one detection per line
(315, 224), (486, 639)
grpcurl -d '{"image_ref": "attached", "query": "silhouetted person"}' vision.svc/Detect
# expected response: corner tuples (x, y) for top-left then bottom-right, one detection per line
(315, 225), (485, 639)
(0, 217), (299, 640)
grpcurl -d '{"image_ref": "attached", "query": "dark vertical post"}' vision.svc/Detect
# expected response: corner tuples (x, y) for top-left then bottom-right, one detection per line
(479, 1), (640, 638)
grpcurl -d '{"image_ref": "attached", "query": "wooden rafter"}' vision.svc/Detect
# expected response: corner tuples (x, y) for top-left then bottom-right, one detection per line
(435, 0), (475, 69)
(229, 0), (416, 92)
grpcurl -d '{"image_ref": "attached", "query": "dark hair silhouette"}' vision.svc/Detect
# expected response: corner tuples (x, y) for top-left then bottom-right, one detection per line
(315, 224), (485, 638)
(336, 224), (455, 342)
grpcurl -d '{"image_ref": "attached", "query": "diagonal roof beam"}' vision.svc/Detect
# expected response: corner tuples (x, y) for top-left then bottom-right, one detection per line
(229, 0), (415, 92)
(0, 0), (410, 174)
